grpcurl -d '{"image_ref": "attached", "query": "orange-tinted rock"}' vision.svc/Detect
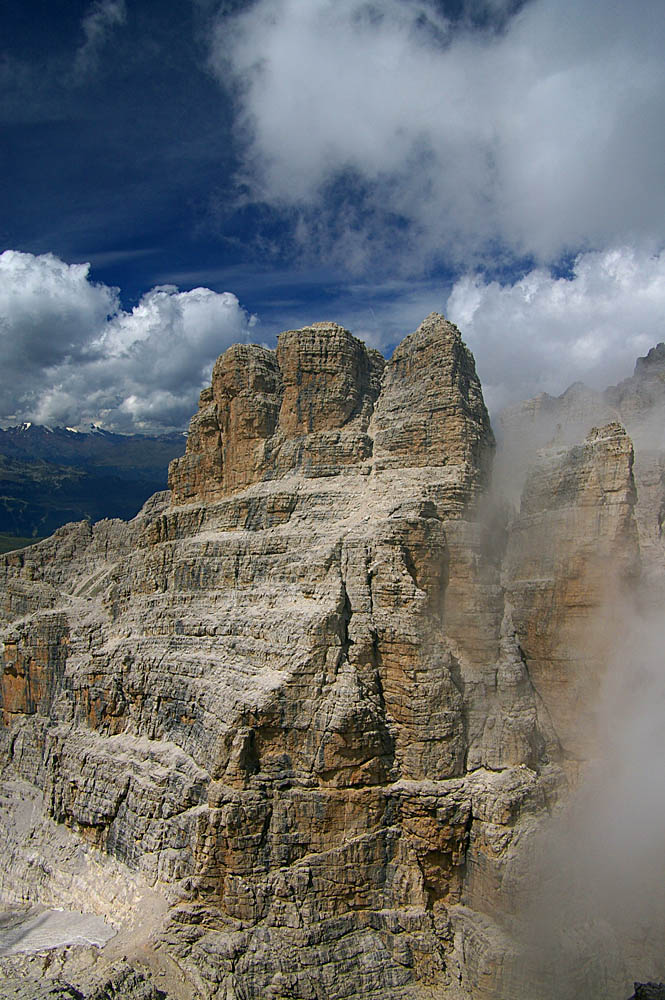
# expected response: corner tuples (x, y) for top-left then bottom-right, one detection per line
(1, 613), (69, 725)
(169, 315), (491, 504)
(276, 322), (382, 436)
(372, 313), (494, 486)
(169, 324), (386, 502)
(169, 345), (282, 502)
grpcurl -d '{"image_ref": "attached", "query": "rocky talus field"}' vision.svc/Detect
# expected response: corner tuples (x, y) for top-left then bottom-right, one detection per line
(0, 315), (663, 999)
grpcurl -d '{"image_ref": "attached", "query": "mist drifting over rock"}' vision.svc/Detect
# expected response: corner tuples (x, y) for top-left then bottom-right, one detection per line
(1, 315), (664, 999)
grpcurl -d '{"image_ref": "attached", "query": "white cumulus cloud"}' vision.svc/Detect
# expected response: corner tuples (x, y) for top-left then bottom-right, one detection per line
(446, 246), (665, 412)
(213, 0), (665, 272)
(2, 247), (664, 436)
(0, 250), (118, 371)
(0, 250), (256, 433)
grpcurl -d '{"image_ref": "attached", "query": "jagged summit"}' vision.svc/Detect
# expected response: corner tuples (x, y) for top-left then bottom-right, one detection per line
(0, 317), (656, 1000)
(169, 313), (493, 503)
(634, 341), (665, 374)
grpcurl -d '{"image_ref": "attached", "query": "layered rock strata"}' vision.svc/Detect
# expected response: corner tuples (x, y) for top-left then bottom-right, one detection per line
(0, 315), (645, 999)
(500, 342), (665, 597)
(503, 422), (639, 757)
(169, 316), (492, 504)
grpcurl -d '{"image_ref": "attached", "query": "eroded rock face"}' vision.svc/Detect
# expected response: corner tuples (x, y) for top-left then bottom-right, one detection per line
(372, 313), (493, 480)
(503, 423), (639, 758)
(499, 342), (665, 599)
(169, 314), (493, 506)
(169, 323), (387, 503)
(0, 315), (647, 999)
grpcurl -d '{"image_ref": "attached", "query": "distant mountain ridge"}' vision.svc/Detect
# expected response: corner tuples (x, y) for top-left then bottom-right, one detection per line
(0, 423), (185, 545)
(0, 422), (185, 470)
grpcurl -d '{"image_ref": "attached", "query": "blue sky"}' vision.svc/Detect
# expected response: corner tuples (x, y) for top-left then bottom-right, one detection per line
(2, 0), (665, 432)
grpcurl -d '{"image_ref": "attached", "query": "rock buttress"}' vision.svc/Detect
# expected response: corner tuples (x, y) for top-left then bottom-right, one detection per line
(169, 314), (492, 505)
(371, 313), (494, 486)
(169, 343), (283, 501)
(503, 422), (640, 759)
(0, 318), (642, 1000)
(169, 323), (385, 502)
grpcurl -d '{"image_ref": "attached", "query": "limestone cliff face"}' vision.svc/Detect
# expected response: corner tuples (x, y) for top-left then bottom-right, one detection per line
(169, 315), (493, 506)
(503, 423), (639, 759)
(169, 322), (386, 502)
(0, 315), (645, 1000)
(500, 342), (665, 597)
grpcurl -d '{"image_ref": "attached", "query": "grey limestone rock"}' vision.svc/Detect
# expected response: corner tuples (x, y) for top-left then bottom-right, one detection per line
(0, 316), (652, 999)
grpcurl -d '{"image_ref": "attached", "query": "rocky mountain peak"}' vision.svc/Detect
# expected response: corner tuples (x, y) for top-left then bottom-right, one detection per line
(308, 319), (346, 330)
(1, 318), (656, 1000)
(634, 341), (665, 375)
(372, 312), (493, 475)
(275, 321), (382, 436)
(169, 313), (493, 504)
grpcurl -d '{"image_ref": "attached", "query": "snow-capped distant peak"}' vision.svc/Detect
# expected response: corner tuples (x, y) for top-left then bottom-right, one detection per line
(15, 422), (60, 435)
(66, 427), (81, 434)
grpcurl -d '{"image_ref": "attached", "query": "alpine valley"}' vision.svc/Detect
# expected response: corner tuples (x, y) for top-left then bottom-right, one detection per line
(0, 424), (185, 550)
